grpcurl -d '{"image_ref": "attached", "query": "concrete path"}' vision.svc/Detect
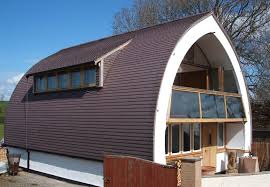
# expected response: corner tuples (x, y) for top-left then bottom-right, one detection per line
(0, 171), (89, 187)
(202, 172), (270, 187)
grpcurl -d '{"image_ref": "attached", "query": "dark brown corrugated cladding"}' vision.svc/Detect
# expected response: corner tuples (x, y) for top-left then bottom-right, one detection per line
(5, 13), (210, 161)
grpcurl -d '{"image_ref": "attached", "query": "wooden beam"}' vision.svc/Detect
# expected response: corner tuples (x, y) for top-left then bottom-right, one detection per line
(206, 69), (210, 90)
(167, 118), (247, 124)
(172, 85), (241, 97)
(198, 93), (202, 118)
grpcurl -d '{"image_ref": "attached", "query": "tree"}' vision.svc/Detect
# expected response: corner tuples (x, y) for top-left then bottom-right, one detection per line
(113, 0), (270, 101)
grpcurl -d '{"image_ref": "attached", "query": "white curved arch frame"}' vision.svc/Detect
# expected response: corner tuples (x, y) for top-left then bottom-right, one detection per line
(153, 14), (251, 164)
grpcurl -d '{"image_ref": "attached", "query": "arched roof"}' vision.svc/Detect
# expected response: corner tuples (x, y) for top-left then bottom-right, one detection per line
(5, 12), (246, 162)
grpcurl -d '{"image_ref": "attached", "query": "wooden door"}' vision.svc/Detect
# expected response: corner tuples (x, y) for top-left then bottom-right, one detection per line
(202, 123), (217, 167)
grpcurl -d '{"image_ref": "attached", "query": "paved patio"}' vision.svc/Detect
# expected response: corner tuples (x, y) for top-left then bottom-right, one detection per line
(202, 172), (270, 187)
(0, 171), (89, 187)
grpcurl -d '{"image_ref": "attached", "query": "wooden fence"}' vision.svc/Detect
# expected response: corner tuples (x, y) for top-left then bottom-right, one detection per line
(252, 142), (270, 171)
(104, 155), (178, 187)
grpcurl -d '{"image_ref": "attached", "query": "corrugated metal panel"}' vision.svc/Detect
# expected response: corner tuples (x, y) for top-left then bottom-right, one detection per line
(5, 13), (210, 161)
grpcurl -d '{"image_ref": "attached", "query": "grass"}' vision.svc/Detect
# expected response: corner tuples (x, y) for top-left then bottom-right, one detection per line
(0, 101), (8, 139)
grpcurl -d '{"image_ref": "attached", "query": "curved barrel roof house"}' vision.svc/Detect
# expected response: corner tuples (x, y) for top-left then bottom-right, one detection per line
(5, 12), (251, 186)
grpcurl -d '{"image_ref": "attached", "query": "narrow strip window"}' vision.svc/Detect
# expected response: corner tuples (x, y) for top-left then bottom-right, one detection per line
(165, 126), (168, 154)
(217, 123), (224, 147)
(172, 125), (180, 153)
(193, 123), (201, 151)
(182, 124), (191, 152)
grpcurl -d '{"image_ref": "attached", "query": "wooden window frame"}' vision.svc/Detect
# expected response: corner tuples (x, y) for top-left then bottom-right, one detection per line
(33, 64), (98, 94)
(169, 86), (246, 123)
(167, 123), (202, 156)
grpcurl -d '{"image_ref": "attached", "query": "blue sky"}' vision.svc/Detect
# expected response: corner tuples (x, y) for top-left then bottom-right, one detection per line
(0, 0), (132, 100)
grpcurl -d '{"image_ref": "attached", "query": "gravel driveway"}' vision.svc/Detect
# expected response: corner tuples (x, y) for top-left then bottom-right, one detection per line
(0, 171), (89, 187)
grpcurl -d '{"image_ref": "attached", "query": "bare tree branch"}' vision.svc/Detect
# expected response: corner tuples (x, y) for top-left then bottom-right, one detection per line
(112, 0), (270, 101)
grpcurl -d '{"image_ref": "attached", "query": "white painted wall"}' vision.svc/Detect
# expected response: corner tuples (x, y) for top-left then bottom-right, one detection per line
(8, 147), (104, 187)
(226, 123), (245, 149)
(153, 13), (251, 164)
(178, 44), (209, 73)
(194, 44), (209, 66)
(202, 173), (270, 187)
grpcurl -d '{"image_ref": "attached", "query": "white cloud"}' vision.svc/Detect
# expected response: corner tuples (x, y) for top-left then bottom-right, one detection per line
(0, 73), (24, 101)
(6, 73), (24, 85)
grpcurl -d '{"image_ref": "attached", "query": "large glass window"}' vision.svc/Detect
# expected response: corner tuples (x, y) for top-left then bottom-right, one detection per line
(193, 123), (201, 151)
(217, 123), (224, 147)
(226, 97), (245, 118)
(35, 76), (46, 92)
(47, 74), (57, 90)
(171, 89), (245, 120)
(71, 70), (81, 88)
(84, 68), (96, 86)
(182, 124), (191, 152)
(170, 91), (200, 118)
(172, 125), (180, 153)
(201, 94), (225, 118)
(58, 72), (69, 89)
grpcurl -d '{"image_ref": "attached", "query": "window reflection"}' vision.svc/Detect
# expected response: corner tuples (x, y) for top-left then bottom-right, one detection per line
(201, 94), (225, 118)
(84, 69), (96, 86)
(226, 97), (245, 118)
(170, 91), (200, 118)
(35, 76), (46, 92)
(58, 73), (69, 89)
(172, 125), (180, 153)
(47, 74), (57, 90)
(183, 124), (191, 152)
(193, 123), (201, 150)
(71, 71), (81, 88)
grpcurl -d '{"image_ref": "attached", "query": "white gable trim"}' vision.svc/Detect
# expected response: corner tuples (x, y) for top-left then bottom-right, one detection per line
(153, 14), (251, 164)
(94, 39), (132, 63)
